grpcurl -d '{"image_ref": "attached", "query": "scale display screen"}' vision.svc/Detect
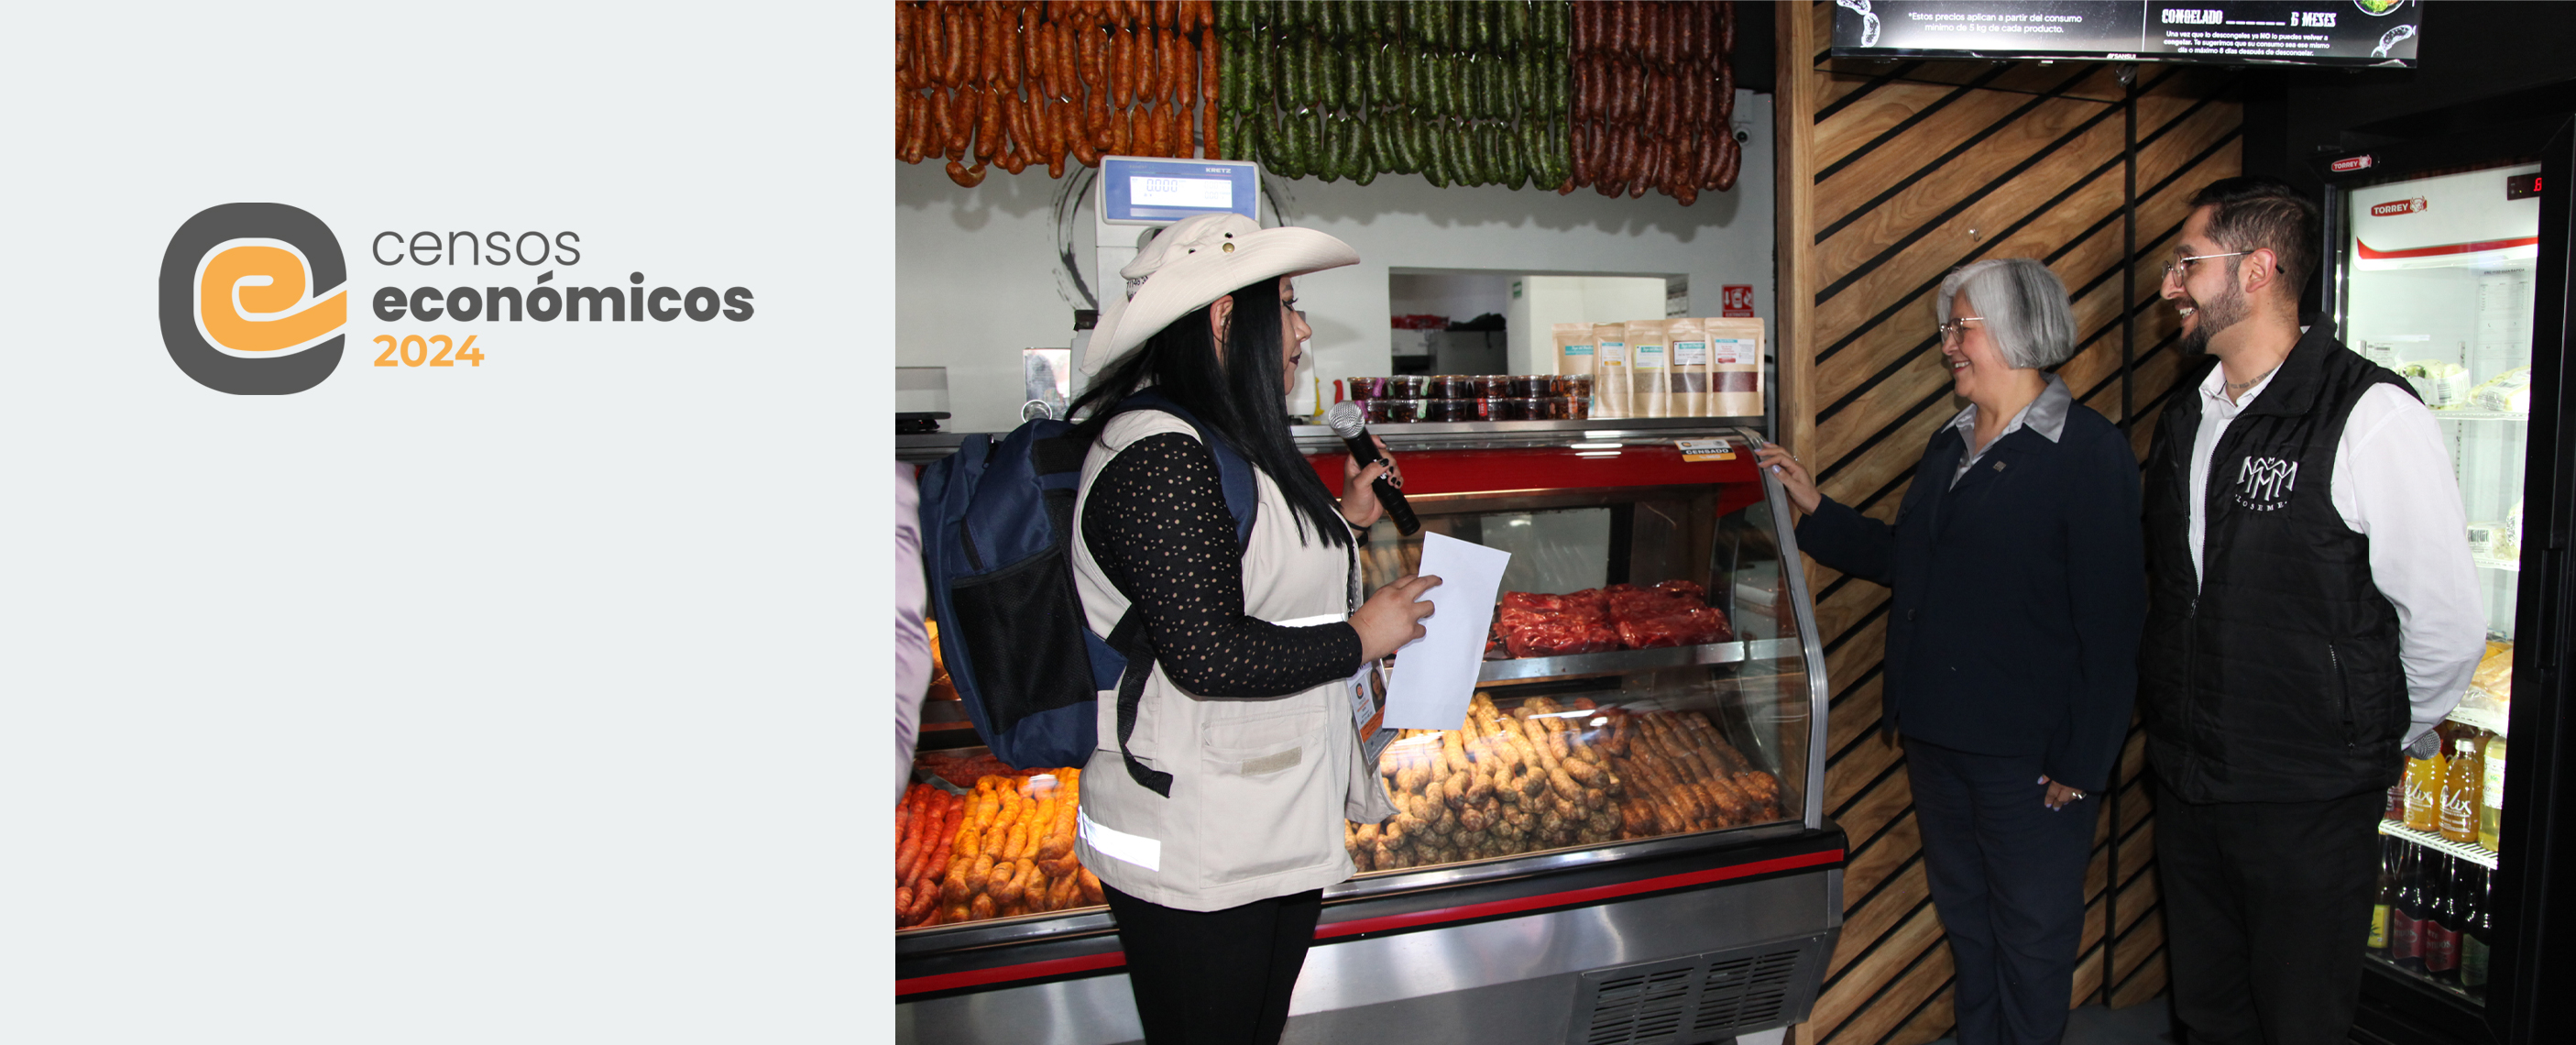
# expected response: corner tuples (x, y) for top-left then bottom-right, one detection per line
(1098, 157), (1260, 225)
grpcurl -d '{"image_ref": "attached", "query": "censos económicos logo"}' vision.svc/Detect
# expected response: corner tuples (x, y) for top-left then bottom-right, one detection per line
(159, 203), (347, 394)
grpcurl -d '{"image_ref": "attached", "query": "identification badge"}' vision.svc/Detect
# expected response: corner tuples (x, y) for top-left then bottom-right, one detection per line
(1352, 661), (1396, 764)
(1676, 438), (1736, 462)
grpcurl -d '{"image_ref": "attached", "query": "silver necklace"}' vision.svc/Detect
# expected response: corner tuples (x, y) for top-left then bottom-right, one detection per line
(2225, 361), (2282, 396)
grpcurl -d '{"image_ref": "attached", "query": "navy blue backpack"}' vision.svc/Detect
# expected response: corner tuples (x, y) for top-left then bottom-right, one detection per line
(916, 390), (1255, 794)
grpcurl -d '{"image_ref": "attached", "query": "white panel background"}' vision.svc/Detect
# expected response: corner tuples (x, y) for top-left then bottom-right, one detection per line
(0, 5), (885, 1042)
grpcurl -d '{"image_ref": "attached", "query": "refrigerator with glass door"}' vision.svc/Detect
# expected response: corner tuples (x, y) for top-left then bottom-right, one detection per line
(2319, 114), (2576, 1045)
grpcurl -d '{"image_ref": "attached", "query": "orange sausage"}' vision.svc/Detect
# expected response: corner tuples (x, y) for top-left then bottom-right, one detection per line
(944, 7), (969, 86)
(1112, 26), (1134, 108)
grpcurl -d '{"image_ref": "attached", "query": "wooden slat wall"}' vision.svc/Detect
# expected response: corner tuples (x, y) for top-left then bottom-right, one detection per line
(1776, 5), (2240, 1041)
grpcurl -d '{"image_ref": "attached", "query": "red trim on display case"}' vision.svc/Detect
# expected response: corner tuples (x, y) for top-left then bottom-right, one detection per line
(1306, 444), (1762, 500)
(895, 950), (1129, 996)
(1311, 848), (1845, 940)
(893, 847), (1844, 996)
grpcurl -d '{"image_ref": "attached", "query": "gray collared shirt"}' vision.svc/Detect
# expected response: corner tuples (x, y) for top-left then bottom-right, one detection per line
(1946, 373), (2071, 487)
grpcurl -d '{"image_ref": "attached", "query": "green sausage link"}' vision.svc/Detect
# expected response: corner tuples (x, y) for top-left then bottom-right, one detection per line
(1422, 118), (1448, 186)
(1550, 45), (1567, 116)
(1348, 39), (1364, 113)
(1369, 40), (1389, 105)
(1266, 107), (1295, 177)
(1315, 115), (1340, 182)
(1259, 28), (1280, 109)
(1317, 35), (1338, 111)
(1463, 54), (1479, 119)
(1342, 113), (1364, 181)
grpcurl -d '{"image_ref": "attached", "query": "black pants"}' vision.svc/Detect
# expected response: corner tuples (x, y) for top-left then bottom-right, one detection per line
(1906, 738), (2099, 1045)
(2155, 782), (2382, 1045)
(1103, 883), (1324, 1045)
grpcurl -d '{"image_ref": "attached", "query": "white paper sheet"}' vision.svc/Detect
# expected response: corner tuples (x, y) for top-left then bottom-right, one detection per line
(1381, 532), (1511, 731)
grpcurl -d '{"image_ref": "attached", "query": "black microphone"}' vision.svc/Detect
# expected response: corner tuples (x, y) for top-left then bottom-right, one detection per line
(1326, 402), (1420, 536)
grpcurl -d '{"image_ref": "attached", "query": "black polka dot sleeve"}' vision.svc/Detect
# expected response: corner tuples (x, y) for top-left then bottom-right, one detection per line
(1083, 431), (1364, 698)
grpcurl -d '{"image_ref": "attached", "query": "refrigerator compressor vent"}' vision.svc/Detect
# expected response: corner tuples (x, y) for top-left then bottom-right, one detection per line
(1569, 943), (1814, 1045)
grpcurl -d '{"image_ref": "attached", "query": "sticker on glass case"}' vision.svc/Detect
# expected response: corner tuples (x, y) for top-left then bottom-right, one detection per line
(1676, 438), (1736, 462)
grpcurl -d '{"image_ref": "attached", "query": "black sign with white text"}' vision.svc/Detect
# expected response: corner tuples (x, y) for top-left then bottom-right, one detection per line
(1829, 0), (2423, 67)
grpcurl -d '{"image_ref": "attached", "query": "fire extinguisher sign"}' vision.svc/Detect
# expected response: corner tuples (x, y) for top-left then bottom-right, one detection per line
(1721, 285), (1757, 317)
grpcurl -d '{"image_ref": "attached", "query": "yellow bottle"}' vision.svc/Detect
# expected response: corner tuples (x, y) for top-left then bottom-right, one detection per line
(2440, 736), (2483, 843)
(2404, 742), (2444, 832)
(2481, 733), (2506, 852)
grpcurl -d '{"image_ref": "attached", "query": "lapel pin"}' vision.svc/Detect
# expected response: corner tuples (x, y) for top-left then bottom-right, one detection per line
(1992, 461), (2007, 472)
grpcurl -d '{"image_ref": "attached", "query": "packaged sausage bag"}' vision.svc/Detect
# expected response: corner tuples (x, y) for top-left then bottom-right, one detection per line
(1626, 319), (1671, 419)
(1592, 321), (1631, 418)
(1702, 317), (1767, 417)
(1553, 322), (1596, 379)
(1666, 317), (1709, 417)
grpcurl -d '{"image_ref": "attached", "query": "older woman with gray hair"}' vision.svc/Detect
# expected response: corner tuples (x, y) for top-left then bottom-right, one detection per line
(1757, 258), (2143, 1045)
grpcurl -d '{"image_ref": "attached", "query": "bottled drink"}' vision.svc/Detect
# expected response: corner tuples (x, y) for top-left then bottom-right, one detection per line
(2405, 743), (2445, 831)
(2389, 843), (2424, 972)
(2481, 733), (2507, 852)
(2368, 835), (2398, 956)
(2460, 864), (2492, 998)
(2441, 736), (2483, 842)
(2385, 781), (2406, 822)
(2422, 852), (2461, 983)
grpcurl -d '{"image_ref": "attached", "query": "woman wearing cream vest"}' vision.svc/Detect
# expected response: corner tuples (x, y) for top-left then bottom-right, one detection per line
(1065, 213), (1439, 1045)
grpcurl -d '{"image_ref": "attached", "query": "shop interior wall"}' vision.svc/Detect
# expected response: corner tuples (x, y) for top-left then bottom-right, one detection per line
(1774, 3), (2243, 1041)
(895, 93), (1773, 434)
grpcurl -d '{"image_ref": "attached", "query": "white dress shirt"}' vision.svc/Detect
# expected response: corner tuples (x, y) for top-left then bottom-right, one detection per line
(2186, 361), (2486, 749)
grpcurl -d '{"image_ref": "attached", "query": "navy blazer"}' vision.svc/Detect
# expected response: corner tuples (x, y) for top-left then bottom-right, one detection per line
(1795, 400), (2145, 792)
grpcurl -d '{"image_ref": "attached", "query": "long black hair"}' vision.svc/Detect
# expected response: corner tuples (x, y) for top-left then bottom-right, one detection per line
(1069, 276), (1350, 548)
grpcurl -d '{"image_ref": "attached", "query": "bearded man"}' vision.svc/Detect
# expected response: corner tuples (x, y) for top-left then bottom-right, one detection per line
(2138, 175), (2485, 1045)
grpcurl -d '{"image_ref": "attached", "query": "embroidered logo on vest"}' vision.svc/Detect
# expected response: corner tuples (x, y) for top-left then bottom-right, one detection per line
(2234, 456), (2299, 511)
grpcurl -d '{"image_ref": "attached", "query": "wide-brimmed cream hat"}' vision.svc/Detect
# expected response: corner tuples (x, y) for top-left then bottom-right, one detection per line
(1080, 213), (1359, 377)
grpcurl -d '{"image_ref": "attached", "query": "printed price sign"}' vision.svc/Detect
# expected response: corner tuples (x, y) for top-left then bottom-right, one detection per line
(1677, 438), (1737, 462)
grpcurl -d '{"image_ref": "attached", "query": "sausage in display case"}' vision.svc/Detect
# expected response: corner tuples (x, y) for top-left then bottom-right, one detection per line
(896, 420), (1845, 1045)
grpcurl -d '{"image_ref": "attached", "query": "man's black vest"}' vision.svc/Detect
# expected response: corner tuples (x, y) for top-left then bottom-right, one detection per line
(2140, 326), (2420, 803)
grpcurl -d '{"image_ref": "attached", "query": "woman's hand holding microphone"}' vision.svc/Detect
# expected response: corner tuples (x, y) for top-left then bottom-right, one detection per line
(1338, 433), (1398, 530)
(1332, 434), (1441, 662)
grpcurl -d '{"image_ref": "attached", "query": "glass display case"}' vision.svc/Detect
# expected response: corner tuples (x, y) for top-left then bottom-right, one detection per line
(895, 420), (1842, 1045)
(1337, 424), (1815, 874)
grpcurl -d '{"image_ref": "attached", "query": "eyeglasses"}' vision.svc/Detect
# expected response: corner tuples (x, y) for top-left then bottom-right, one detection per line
(1935, 316), (1984, 343)
(2162, 251), (2252, 281)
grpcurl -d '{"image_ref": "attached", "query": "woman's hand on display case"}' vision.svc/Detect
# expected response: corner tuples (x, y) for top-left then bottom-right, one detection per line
(1340, 434), (1401, 531)
(1352, 573), (1442, 662)
(1755, 443), (1822, 514)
